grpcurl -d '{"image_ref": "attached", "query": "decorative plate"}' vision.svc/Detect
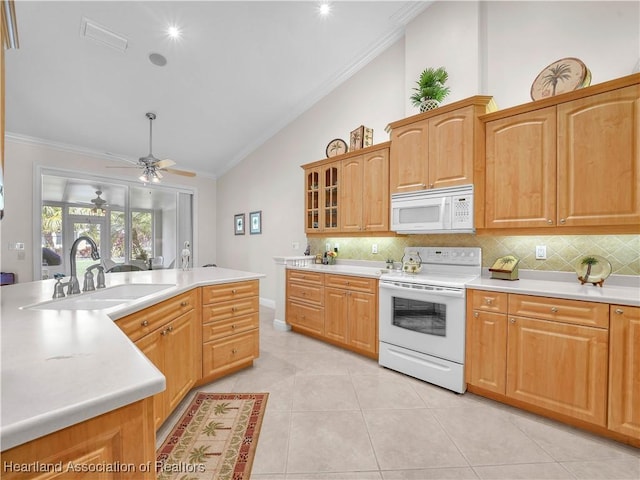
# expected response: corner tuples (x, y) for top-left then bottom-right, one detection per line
(326, 138), (348, 158)
(530, 57), (591, 101)
(575, 254), (612, 287)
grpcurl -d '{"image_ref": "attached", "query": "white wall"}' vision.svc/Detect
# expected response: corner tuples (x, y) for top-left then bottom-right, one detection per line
(216, 39), (406, 302)
(0, 139), (218, 282)
(405, 1), (639, 114)
(216, 0), (639, 304)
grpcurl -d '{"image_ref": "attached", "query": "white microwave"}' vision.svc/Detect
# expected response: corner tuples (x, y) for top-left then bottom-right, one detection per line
(390, 185), (474, 234)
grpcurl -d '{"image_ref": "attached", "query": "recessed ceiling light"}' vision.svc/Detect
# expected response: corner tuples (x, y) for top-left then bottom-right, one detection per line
(318, 2), (331, 17)
(149, 52), (167, 67)
(167, 25), (181, 39)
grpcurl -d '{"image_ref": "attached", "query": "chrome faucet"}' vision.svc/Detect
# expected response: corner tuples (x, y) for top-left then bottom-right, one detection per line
(68, 236), (100, 295)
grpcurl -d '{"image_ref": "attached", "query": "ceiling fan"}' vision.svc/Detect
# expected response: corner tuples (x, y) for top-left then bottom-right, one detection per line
(90, 190), (107, 213)
(108, 112), (195, 182)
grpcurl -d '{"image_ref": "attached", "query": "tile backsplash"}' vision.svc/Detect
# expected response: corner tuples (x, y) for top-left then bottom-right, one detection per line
(309, 234), (640, 276)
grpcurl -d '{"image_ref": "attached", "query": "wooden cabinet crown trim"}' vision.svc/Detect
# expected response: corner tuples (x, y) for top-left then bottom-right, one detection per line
(387, 95), (496, 130)
(480, 73), (640, 123)
(301, 141), (390, 169)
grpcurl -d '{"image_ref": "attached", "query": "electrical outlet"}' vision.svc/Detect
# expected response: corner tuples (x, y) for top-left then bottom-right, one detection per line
(372, 244), (378, 254)
(535, 245), (547, 260)
(334, 243), (339, 252)
(326, 243), (331, 252)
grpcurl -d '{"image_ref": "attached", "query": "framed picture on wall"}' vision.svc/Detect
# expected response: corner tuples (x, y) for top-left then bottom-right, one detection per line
(234, 213), (245, 235)
(250, 210), (262, 235)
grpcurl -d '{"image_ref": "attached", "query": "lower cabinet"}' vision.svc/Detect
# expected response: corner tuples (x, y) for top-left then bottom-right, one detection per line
(135, 309), (200, 429)
(467, 290), (637, 445)
(201, 280), (260, 381)
(0, 398), (155, 480)
(325, 274), (378, 356)
(286, 270), (378, 358)
(117, 289), (201, 430)
(608, 304), (640, 438)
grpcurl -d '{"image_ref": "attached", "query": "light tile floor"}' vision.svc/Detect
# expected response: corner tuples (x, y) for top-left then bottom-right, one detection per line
(158, 307), (640, 480)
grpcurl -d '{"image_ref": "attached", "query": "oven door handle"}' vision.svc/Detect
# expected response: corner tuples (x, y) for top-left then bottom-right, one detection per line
(379, 282), (465, 298)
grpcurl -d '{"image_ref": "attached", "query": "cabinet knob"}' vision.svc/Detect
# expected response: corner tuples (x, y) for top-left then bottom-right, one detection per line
(231, 348), (238, 354)
(484, 298), (493, 305)
(473, 312), (479, 318)
(510, 318), (516, 324)
(161, 328), (169, 336)
(551, 307), (559, 313)
(232, 307), (237, 312)
(231, 324), (237, 329)
(141, 320), (149, 327)
(232, 289), (238, 294)
(560, 219), (566, 224)
(180, 301), (189, 307)
(429, 183), (434, 188)
(547, 219), (553, 224)
(301, 291), (307, 296)
(615, 308), (624, 315)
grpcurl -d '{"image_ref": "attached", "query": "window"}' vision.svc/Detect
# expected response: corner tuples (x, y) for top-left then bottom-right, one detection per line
(36, 168), (194, 280)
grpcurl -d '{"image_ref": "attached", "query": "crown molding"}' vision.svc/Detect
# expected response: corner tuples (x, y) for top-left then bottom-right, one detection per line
(218, 2), (432, 177)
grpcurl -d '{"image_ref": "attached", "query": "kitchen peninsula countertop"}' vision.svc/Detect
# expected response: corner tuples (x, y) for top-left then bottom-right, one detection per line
(1, 267), (264, 451)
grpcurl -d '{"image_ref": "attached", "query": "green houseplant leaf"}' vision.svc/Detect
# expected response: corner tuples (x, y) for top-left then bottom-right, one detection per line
(410, 66), (451, 107)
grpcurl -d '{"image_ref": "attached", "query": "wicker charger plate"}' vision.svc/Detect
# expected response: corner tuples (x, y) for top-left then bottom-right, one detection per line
(530, 57), (591, 100)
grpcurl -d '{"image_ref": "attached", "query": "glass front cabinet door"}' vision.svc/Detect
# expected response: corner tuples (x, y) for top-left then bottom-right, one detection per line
(305, 168), (320, 233)
(323, 163), (340, 231)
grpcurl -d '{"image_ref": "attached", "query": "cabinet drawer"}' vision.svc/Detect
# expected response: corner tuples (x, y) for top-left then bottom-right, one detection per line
(116, 289), (198, 342)
(470, 290), (508, 313)
(287, 300), (324, 336)
(509, 294), (609, 329)
(287, 269), (324, 285)
(288, 282), (324, 305)
(202, 312), (258, 342)
(202, 297), (259, 323)
(201, 280), (259, 304)
(325, 274), (377, 293)
(202, 330), (259, 378)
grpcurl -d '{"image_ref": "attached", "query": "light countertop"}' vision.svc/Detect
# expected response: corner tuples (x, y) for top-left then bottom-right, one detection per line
(285, 261), (639, 306)
(0, 267), (264, 451)
(468, 270), (639, 307)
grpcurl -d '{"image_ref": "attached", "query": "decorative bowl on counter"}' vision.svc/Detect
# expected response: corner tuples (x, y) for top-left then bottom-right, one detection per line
(575, 255), (611, 287)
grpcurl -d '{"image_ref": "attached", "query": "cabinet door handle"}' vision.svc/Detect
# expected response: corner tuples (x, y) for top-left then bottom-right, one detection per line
(615, 308), (624, 315)
(510, 318), (516, 324)
(141, 320), (149, 327)
(551, 307), (559, 313)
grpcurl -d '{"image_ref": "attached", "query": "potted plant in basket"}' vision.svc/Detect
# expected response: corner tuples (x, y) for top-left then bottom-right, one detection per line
(410, 66), (451, 112)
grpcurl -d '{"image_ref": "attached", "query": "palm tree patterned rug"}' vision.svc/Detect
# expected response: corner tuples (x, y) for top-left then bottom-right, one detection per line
(156, 392), (269, 480)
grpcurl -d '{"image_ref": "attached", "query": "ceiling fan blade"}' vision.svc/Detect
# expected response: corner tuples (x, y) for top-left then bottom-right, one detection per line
(155, 159), (176, 169)
(165, 167), (196, 177)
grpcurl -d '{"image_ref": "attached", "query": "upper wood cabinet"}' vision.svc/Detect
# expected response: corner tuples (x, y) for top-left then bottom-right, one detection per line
(482, 74), (640, 231)
(341, 147), (389, 232)
(303, 143), (390, 235)
(304, 162), (340, 234)
(387, 96), (495, 194)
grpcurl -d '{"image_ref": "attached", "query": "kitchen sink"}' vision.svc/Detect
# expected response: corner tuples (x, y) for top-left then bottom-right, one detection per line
(23, 283), (175, 311)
